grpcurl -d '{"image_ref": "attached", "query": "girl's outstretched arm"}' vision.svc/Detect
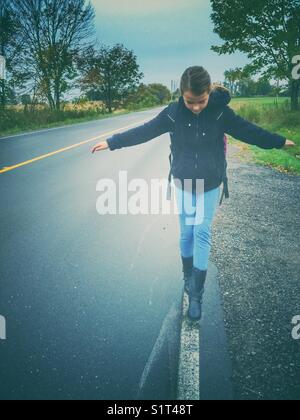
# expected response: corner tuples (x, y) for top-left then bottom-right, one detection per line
(222, 106), (295, 149)
(92, 106), (173, 153)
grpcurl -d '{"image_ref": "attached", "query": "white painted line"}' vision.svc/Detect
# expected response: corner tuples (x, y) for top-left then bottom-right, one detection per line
(0, 315), (6, 340)
(0, 119), (112, 140)
(137, 302), (178, 397)
(177, 291), (201, 401)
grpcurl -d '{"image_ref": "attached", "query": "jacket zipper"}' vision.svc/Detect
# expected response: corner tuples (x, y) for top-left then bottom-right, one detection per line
(195, 115), (200, 169)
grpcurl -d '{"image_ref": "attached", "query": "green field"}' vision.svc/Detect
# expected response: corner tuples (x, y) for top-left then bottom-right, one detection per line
(229, 97), (300, 175)
(0, 107), (138, 138)
(231, 96), (287, 106)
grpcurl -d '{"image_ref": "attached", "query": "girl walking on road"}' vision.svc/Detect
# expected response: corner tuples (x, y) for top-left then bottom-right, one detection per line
(92, 66), (295, 321)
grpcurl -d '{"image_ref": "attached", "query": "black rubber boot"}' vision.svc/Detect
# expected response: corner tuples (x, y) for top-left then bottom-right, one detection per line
(181, 256), (193, 294)
(188, 268), (207, 321)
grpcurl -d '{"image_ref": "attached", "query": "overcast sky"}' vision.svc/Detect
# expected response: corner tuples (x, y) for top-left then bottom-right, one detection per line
(90, 0), (249, 90)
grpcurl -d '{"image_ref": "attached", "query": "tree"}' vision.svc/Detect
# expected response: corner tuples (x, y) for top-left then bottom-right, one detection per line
(79, 44), (144, 113)
(10, 0), (95, 110)
(256, 76), (272, 96)
(224, 68), (244, 95)
(211, 0), (300, 110)
(123, 83), (163, 111)
(147, 83), (171, 104)
(224, 69), (236, 95)
(0, 0), (21, 109)
(238, 77), (257, 97)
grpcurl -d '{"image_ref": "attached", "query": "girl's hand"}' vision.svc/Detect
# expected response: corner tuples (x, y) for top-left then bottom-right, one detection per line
(284, 139), (296, 147)
(92, 141), (109, 153)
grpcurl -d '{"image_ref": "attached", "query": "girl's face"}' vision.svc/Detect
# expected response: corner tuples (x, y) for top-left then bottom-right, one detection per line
(182, 90), (210, 115)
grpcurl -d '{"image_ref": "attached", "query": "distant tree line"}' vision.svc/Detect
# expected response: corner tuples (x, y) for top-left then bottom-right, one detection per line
(224, 67), (289, 98)
(0, 0), (170, 113)
(1, 0), (298, 113)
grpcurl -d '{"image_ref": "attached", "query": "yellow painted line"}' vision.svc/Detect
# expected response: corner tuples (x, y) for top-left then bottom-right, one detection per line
(0, 118), (150, 174)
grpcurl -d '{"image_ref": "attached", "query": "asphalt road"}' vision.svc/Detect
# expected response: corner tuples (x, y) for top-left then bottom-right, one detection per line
(1, 107), (299, 401)
(0, 108), (184, 400)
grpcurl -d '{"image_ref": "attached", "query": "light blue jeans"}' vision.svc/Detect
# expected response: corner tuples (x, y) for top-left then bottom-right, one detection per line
(174, 181), (221, 271)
